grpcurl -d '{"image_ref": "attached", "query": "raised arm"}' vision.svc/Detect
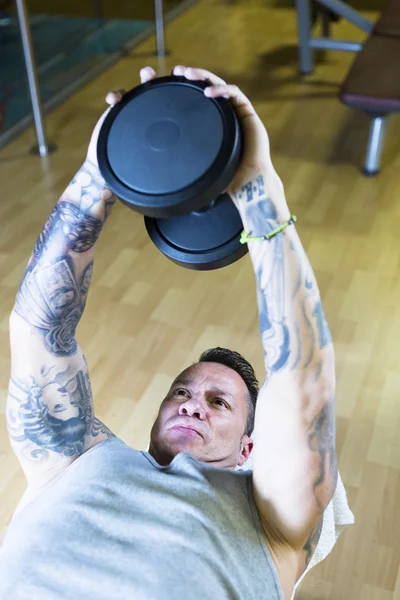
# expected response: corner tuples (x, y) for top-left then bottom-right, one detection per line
(7, 156), (115, 488)
(5, 87), (133, 489)
(199, 67), (338, 557)
(232, 169), (338, 551)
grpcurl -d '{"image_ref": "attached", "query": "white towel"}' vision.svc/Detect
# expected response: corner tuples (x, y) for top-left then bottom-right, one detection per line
(237, 455), (355, 599)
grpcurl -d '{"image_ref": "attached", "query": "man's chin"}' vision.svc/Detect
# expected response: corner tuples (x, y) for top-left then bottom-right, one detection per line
(167, 436), (201, 453)
(166, 430), (204, 456)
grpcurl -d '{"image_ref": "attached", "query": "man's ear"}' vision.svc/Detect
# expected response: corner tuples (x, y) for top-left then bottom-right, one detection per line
(238, 435), (254, 467)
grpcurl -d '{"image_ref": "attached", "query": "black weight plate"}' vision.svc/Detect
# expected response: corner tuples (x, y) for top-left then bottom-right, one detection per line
(97, 76), (242, 218)
(144, 193), (249, 271)
(107, 85), (223, 195)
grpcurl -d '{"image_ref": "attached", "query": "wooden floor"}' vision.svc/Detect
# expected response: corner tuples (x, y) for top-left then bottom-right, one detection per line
(1, 0), (400, 598)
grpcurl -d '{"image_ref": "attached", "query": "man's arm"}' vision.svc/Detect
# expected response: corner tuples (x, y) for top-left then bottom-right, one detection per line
(232, 167), (338, 552)
(167, 66), (338, 554)
(7, 159), (115, 488)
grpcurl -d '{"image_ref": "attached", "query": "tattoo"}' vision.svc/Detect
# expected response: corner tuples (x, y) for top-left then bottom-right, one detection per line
(303, 517), (323, 567)
(7, 365), (97, 461)
(256, 280), (290, 372)
(27, 162), (113, 273)
(313, 300), (332, 349)
(234, 177), (333, 376)
(239, 175), (266, 203)
(307, 400), (337, 509)
(28, 200), (104, 271)
(30, 205), (59, 267)
(243, 195), (290, 373)
(80, 261), (94, 296)
(58, 201), (103, 253)
(14, 255), (88, 356)
(91, 418), (115, 439)
(301, 285), (316, 369)
(235, 174), (338, 526)
(15, 161), (114, 356)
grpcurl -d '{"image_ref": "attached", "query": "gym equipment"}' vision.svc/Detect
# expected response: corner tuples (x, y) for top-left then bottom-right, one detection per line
(144, 193), (246, 270)
(97, 75), (248, 270)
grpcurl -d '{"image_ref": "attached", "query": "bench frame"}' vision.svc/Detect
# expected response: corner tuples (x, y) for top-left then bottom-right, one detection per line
(295, 0), (388, 175)
(363, 115), (387, 175)
(295, 0), (374, 75)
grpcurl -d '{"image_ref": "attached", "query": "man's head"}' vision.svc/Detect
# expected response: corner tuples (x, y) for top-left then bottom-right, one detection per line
(149, 348), (259, 469)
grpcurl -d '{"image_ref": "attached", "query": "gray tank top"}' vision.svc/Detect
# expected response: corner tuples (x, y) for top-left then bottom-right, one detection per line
(0, 437), (283, 600)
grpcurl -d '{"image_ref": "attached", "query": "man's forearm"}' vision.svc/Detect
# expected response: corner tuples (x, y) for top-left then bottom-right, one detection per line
(232, 167), (336, 447)
(12, 160), (116, 357)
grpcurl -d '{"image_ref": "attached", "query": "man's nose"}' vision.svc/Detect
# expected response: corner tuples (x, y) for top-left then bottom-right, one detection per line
(178, 396), (206, 419)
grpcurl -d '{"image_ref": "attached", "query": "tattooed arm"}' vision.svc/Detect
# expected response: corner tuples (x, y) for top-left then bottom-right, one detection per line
(201, 67), (338, 559)
(7, 159), (116, 488)
(5, 79), (139, 489)
(176, 67), (339, 562)
(230, 166), (338, 556)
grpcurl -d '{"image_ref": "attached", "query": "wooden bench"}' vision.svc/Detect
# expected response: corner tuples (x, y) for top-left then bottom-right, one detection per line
(339, 0), (400, 175)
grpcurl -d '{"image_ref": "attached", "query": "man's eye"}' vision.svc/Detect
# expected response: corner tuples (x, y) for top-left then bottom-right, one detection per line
(214, 399), (227, 408)
(176, 389), (189, 396)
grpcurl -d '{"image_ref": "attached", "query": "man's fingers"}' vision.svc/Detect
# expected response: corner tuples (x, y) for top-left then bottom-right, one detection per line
(204, 84), (255, 119)
(172, 65), (226, 86)
(104, 65), (156, 108)
(140, 66), (157, 83)
(104, 67), (227, 109)
(172, 65), (186, 76)
(105, 89), (126, 106)
(171, 67), (254, 119)
(104, 65), (156, 107)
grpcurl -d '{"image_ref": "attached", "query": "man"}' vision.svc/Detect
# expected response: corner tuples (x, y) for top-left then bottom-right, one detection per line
(1, 66), (338, 600)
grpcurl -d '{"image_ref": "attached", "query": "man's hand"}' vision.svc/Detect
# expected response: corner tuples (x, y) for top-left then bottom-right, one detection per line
(86, 64), (284, 218)
(86, 89), (125, 169)
(171, 66), (272, 192)
(137, 65), (289, 220)
(86, 66), (158, 169)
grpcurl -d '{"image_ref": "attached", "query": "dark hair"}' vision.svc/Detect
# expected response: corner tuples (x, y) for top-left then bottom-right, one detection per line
(198, 347), (259, 437)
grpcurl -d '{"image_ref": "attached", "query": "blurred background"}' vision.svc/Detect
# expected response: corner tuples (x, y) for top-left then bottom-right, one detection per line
(0, 0), (399, 599)
(0, 0), (191, 142)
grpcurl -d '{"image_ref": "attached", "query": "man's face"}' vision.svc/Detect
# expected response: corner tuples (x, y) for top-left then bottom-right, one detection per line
(149, 362), (254, 469)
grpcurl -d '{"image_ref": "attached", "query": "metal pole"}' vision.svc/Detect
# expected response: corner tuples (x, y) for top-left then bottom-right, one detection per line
(310, 38), (362, 52)
(154, 0), (167, 58)
(15, 0), (51, 157)
(316, 0), (373, 33)
(296, 0), (314, 74)
(364, 116), (387, 175)
(321, 8), (331, 38)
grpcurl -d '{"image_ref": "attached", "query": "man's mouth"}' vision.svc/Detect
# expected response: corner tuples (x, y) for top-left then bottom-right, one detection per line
(171, 425), (202, 438)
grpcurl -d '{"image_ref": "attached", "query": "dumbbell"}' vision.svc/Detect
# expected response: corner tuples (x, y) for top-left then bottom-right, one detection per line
(97, 75), (248, 270)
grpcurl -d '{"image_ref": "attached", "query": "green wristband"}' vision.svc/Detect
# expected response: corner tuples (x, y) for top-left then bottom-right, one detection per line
(240, 215), (297, 245)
